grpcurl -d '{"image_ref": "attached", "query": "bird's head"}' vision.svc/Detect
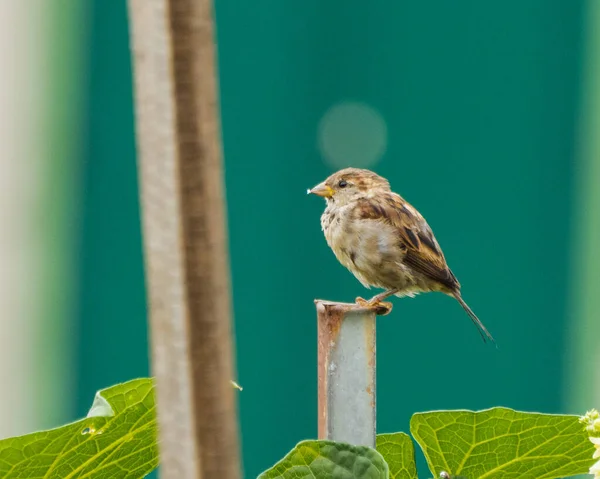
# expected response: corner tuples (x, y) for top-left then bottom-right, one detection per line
(307, 168), (390, 206)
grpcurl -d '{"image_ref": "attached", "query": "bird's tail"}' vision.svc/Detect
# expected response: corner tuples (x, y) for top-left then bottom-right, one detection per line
(452, 293), (497, 346)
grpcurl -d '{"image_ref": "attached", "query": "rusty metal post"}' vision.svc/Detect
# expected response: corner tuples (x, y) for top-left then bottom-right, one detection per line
(128, 1), (240, 478)
(316, 300), (378, 448)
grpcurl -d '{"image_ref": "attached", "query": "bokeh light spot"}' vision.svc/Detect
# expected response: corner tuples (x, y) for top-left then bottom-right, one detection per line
(318, 101), (387, 169)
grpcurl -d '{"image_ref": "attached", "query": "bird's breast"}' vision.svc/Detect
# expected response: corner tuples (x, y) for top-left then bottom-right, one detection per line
(321, 208), (415, 290)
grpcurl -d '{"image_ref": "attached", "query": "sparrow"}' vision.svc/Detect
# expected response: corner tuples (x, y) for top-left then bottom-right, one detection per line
(308, 167), (495, 344)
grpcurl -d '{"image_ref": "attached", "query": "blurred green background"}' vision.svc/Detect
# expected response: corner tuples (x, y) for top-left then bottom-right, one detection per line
(1, 1), (599, 478)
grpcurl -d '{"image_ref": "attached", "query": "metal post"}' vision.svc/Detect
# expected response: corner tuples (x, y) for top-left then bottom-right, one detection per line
(128, 1), (240, 478)
(316, 300), (380, 448)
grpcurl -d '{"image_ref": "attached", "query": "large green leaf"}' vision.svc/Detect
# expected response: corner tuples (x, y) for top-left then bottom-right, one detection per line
(0, 378), (158, 478)
(376, 433), (417, 479)
(410, 407), (595, 479)
(258, 440), (389, 478)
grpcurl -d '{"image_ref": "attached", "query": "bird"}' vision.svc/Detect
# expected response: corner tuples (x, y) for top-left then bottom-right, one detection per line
(307, 167), (495, 344)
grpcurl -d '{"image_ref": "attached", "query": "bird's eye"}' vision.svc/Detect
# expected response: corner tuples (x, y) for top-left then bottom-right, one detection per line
(338, 180), (348, 188)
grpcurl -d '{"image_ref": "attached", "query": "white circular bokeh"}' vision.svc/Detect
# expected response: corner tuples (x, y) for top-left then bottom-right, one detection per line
(318, 101), (387, 169)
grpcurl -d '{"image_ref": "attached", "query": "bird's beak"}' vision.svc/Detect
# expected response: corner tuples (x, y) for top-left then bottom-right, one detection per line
(307, 182), (334, 198)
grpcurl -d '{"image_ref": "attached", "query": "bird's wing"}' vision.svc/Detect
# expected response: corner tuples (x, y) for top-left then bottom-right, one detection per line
(355, 193), (459, 291)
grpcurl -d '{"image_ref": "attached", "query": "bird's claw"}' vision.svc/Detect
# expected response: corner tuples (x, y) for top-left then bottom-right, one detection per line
(355, 297), (393, 316)
(355, 296), (370, 306)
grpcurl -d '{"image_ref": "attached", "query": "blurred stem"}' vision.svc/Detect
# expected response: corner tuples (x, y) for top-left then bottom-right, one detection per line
(36, 4), (87, 426)
(0, 3), (85, 437)
(565, 0), (600, 413)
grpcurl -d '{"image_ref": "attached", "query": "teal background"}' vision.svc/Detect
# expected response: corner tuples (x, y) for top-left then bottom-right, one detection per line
(77, 1), (149, 415)
(76, 1), (594, 477)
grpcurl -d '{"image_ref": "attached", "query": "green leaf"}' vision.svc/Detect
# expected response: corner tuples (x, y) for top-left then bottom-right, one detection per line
(376, 433), (418, 479)
(258, 440), (389, 479)
(0, 378), (158, 479)
(410, 407), (596, 479)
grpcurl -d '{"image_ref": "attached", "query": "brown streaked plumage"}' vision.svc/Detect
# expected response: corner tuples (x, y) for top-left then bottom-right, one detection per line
(308, 167), (495, 344)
